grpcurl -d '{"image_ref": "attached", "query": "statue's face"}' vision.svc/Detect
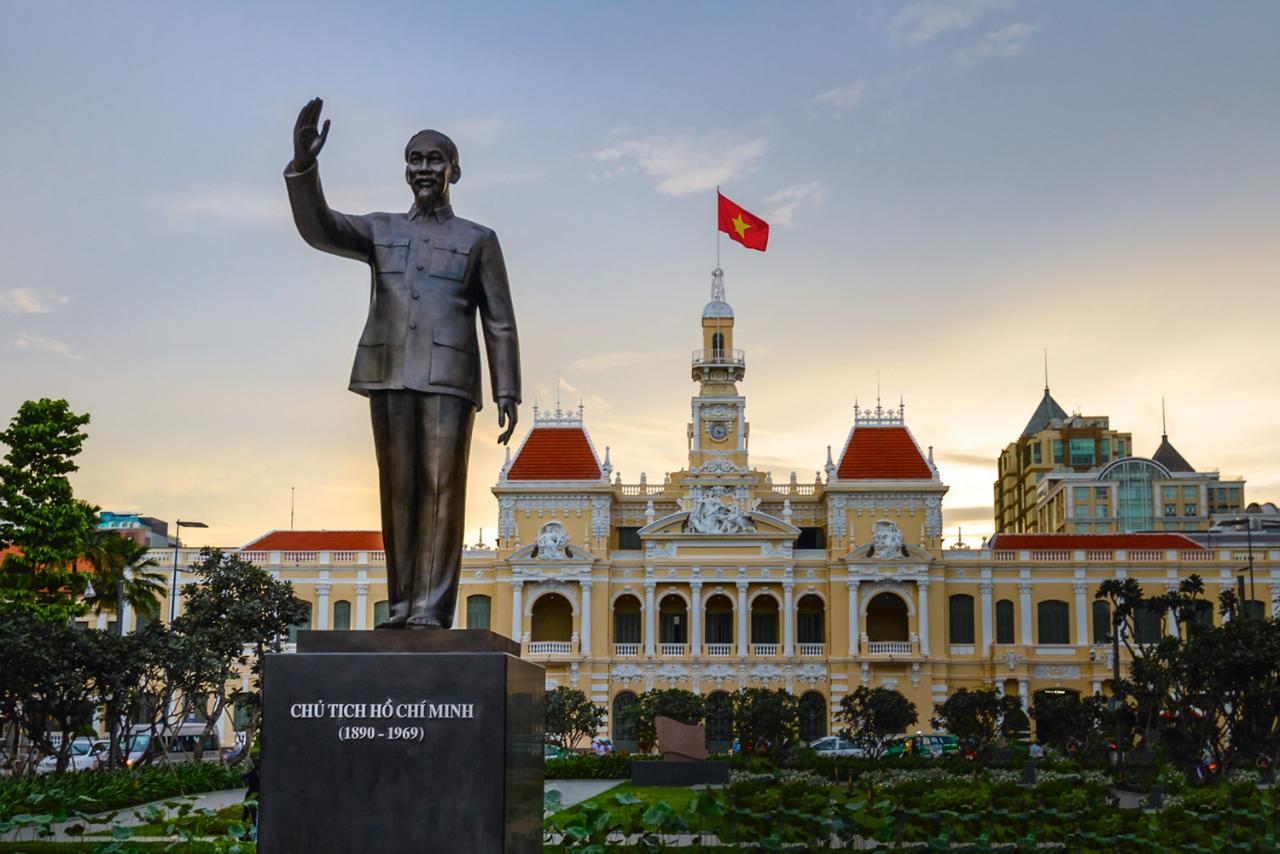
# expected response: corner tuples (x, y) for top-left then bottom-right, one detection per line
(404, 139), (454, 209)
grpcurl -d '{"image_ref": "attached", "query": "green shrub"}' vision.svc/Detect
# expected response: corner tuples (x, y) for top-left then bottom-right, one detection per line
(543, 752), (656, 779)
(0, 762), (242, 820)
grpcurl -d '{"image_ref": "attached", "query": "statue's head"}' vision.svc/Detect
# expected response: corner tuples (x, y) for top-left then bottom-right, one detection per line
(404, 130), (460, 211)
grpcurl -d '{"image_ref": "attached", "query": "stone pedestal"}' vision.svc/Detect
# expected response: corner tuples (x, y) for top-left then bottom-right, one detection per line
(259, 630), (543, 854)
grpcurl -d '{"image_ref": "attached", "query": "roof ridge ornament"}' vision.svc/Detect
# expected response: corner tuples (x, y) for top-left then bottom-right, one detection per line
(711, 267), (725, 302)
(855, 397), (905, 426)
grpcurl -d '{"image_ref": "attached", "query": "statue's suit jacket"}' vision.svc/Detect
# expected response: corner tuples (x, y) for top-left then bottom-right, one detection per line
(284, 164), (520, 410)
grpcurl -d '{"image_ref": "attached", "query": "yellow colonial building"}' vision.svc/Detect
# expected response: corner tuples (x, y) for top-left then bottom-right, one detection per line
(145, 271), (1280, 748)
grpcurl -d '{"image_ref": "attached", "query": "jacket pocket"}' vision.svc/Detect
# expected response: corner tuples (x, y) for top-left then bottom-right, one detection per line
(373, 241), (410, 273)
(428, 326), (477, 389)
(351, 343), (386, 383)
(428, 244), (470, 281)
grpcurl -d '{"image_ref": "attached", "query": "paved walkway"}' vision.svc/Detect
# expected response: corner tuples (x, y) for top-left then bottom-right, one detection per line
(545, 778), (621, 809)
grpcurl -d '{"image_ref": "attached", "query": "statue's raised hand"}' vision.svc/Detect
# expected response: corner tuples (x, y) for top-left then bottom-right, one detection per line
(291, 97), (331, 173)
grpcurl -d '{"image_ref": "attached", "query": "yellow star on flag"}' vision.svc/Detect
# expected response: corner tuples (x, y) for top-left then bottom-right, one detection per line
(731, 213), (751, 238)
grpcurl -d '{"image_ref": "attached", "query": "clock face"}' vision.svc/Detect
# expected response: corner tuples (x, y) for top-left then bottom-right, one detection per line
(708, 421), (730, 441)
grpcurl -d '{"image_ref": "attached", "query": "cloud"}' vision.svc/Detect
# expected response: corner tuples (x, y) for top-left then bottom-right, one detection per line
(934, 450), (996, 467)
(570, 350), (679, 373)
(815, 80), (868, 112)
(586, 132), (768, 196)
(159, 187), (288, 228)
(0, 288), (71, 315)
(14, 333), (82, 360)
(764, 182), (825, 228)
(941, 504), (995, 524)
(956, 22), (1040, 64)
(890, 0), (1009, 46)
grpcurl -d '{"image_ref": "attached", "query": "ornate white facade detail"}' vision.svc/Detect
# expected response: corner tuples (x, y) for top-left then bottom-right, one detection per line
(925, 497), (942, 538)
(656, 664), (691, 686)
(684, 486), (757, 534)
(702, 664), (737, 687)
(499, 497), (516, 539)
(534, 521), (570, 559)
(611, 664), (644, 685)
(828, 495), (848, 537)
(645, 542), (676, 559)
(871, 519), (905, 558)
(1033, 664), (1082, 679)
(762, 541), (794, 558)
(591, 496), (611, 540)
(795, 663), (827, 686)
(749, 663), (784, 684)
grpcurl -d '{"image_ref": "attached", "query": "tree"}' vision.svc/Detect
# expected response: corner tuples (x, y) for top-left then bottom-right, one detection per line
(81, 528), (166, 633)
(731, 687), (799, 753)
(83, 628), (154, 770)
(544, 687), (605, 750)
(169, 549), (310, 760)
(0, 399), (94, 619)
(620, 689), (705, 747)
(836, 687), (918, 758)
(932, 688), (1025, 759)
(1029, 691), (1111, 756)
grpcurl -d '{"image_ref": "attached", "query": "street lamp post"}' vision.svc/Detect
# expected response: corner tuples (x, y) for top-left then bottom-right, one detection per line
(169, 520), (208, 622)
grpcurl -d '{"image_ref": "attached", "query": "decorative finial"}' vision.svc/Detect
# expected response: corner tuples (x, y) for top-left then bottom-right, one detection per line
(578, 400), (584, 421)
(1161, 396), (1167, 438)
(1044, 348), (1050, 392)
(554, 371), (562, 418)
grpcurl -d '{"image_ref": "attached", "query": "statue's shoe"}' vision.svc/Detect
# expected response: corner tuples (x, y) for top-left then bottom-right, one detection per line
(405, 615), (446, 630)
(375, 614), (409, 629)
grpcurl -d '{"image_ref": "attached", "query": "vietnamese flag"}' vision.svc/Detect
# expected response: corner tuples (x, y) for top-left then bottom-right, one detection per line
(718, 191), (769, 252)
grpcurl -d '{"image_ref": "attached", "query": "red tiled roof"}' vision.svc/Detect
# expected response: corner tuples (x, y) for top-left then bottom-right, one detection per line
(989, 533), (1205, 551)
(506, 427), (601, 481)
(242, 530), (384, 551)
(837, 426), (933, 480)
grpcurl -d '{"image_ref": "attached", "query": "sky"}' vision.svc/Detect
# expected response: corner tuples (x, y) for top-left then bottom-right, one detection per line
(1, 1), (1278, 549)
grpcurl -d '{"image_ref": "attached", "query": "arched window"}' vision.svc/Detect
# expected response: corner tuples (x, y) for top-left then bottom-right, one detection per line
(798, 692), (827, 742)
(705, 691), (733, 750)
(711, 331), (725, 357)
(530, 593), (573, 642)
(613, 594), (641, 645)
(797, 594), (825, 644)
(658, 594), (687, 644)
(332, 600), (352, 632)
(1135, 603), (1163, 643)
(1037, 600), (1070, 645)
(1092, 600), (1111, 644)
(866, 592), (909, 642)
(750, 595), (780, 646)
(466, 594), (492, 630)
(612, 691), (639, 746)
(705, 594), (733, 645)
(1244, 600), (1268, 620)
(948, 594), (975, 644)
(373, 600), (390, 628)
(287, 602), (312, 644)
(995, 599), (1015, 644)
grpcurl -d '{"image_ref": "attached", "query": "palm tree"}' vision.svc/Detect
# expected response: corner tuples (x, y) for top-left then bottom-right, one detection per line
(83, 529), (166, 634)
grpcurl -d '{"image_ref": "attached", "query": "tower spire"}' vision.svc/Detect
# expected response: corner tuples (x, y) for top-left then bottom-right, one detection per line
(1161, 396), (1167, 439)
(1043, 348), (1049, 391)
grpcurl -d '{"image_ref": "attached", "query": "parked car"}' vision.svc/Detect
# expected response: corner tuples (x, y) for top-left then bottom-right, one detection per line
(885, 733), (960, 758)
(125, 724), (222, 765)
(36, 738), (106, 774)
(809, 736), (868, 757)
(543, 743), (567, 761)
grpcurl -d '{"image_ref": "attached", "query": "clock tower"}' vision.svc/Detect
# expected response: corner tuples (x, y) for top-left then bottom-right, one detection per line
(688, 267), (749, 474)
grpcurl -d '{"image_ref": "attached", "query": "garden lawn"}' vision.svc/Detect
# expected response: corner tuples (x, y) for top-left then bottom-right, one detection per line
(0, 843), (251, 853)
(82, 804), (246, 838)
(569, 782), (702, 813)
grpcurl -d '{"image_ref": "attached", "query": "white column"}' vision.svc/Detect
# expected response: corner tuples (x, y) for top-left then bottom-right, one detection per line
(1019, 581), (1033, 645)
(644, 581), (656, 657)
(979, 581), (994, 656)
(1271, 582), (1280, 619)
(511, 580), (524, 640)
(917, 580), (931, 658)
(121, 599), (134, 634)
(690, 581), (702, 656)
(1091, 680), (1102, 696)
(1073, 580), (1088, 646)
(579, 580), (592, 658)
(1017, 679), (1030, 713)
(736, 580), (749, 657)
(847, 578), (860, 657)
(315, 584), (330, 631)
(782, 581), (795, 657)
(1166, 582), (1179, 636)
(354, 584), (369, 631)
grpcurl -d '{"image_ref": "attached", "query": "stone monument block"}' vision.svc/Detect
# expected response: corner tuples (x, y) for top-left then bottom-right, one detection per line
(259, 630), (543, 853)
(631, 716), (729, 787)
(655, 715), (709, 761)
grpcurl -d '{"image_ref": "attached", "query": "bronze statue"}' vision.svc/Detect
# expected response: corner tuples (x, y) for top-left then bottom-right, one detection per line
(285, 98), (521, 629)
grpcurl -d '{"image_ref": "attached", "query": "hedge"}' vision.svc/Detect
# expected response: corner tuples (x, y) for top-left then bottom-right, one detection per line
(0, 763), (243, 821)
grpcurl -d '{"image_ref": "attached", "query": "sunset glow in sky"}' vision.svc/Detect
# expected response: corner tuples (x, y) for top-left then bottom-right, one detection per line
(2, 2), (1277, 547)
